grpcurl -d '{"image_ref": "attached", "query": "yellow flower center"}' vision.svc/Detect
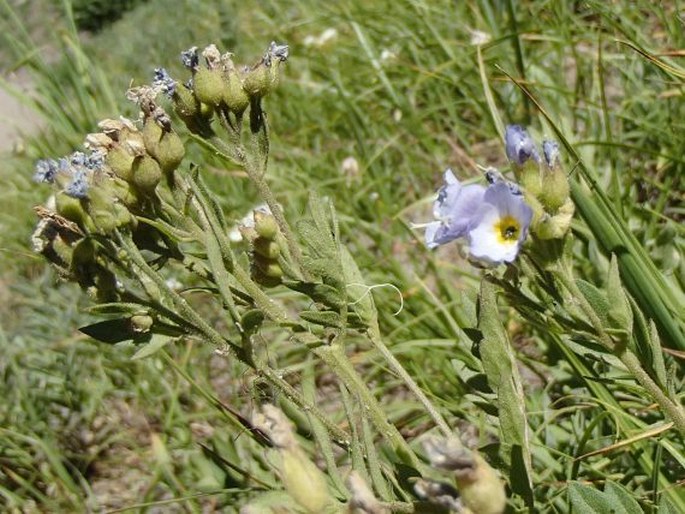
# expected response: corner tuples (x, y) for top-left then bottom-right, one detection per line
(495, 215), (520, 243)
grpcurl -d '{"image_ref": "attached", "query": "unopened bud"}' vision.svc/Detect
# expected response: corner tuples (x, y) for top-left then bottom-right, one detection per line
(194, 67), (224, 106)
(131, 155), (162, 193)
(106, 145), (136, 182)
(253, 405), (332, 514)
(254, 211), (278, 239)
(156, 131), (185, 173)
(422, 437), (506, 514)
(142, 117), (163, 158)
(55, 192), (87, 226)
(173, 83), (201, 118)
(533, 197), (574, 240)
(253, 237), (281, 259)
(538, 166), (570, 212)
(130, 314), (154, 334)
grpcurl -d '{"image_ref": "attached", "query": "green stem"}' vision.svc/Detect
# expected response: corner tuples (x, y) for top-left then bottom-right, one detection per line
(315, 344), (422, 470)
(368, 325), (453, 438)
(557, 265), (685, 435)
(258, 367), (351, 448)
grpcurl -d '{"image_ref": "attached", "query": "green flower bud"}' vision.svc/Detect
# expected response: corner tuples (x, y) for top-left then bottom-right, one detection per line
(538, 167), (570, 213)
(106, 145), (136, 181)
(194, 67), (224, 106)
(242, 65), (274, 98)
(533, 197), (574, 240)
(253, 237), (281, 259)
(55, 192), (87, 226)
(130, 314), (154, 334)
(156, 131), (185, 173)
(243, 42), (289, 99)
(254, 211), (278, 239)
(71, 237), (97, 273)
(173, 83), (201, 118)
(453, 453), (506, 514)
(52, 234), (74, 268)
(94, 267), (118, 303)
(142, 117), (163, 158)
(222, 63), (250, 113)
(279, 447), (332, 513)
(86, 184), (133, 233)
(131, 155), (162, 193)
(110, 177), (141, 209)
(256, 260), (283, 279)
(518, 162), (542, 198)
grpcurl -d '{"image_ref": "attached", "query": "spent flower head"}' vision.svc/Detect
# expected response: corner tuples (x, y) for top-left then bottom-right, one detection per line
(424, 169), (532, 265)
(152, 67), (176, 98)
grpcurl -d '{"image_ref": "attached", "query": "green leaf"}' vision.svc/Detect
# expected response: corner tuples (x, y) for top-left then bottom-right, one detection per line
(659, 495), (680, 514)
(603, 481), (643, 514)
(477, 278), (533, 508)
(300, 310), (344, 329)
(84, 302), (147, 315)
(241, 309), (265, 334)
(568, 482), (616, 513)
(606, 254), (633, 334)
(576, 279), (610, 326)
(131, 334), (172, 360)
(340, 246), (377, 326)
(284, 280), (346, 310)
(79, 318), (135, 344)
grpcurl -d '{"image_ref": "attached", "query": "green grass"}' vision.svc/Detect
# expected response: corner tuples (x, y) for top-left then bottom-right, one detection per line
(0, 0), (683, 512)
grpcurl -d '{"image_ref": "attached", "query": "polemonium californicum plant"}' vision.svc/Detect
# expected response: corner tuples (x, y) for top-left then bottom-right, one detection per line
(29, 37), (685, 513)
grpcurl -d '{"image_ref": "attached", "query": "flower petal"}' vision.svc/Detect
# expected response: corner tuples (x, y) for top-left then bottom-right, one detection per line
(467, 207), (521, 264)
(483, 182), (532, 240)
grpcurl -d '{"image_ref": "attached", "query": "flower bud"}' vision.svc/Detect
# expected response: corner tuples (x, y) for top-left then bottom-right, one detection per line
(252, 405), (333, 514)
(253, 237), (280, 259)
(51, 234), (74, 269)
(55, 192), (87, 226)
(242, 42), (289, 98)
(533, 197), (574, 240)
(254, 211), (279, 239)
(142, 117), (163, 157)
(86, 183), (133, 233)
(130, 314), (154, 334)
(422, 437), (506, 514)
(538, 140), (570, 213)
(156, 131), (185, 173)
(131, 155), (162, 193)
(106, 145), (136, 182)
(222, 72), (250, 114)
(173, 83), (201, 118)
(194, 67), (224, 106)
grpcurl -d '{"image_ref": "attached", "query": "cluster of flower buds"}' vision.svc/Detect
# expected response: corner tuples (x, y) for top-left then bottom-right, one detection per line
(166, 41), (289, 134)
(505, 125), (574, 240)
(31, 85), (185, 300)
(241, 211), (284, 287)
(416, 437), (506, 514)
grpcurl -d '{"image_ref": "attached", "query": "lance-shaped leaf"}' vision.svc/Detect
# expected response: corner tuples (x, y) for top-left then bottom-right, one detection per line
(478, 278), (533, 508)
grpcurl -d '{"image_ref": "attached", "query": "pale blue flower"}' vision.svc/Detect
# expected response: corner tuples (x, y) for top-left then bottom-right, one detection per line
(425, 169), (532, 264)
(425, 169), (486, 249)
(33, 159), (59, 183)
(542, 140), (559, 168)
(467, 181), (532, 264)
(505, 124), (539, 166)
